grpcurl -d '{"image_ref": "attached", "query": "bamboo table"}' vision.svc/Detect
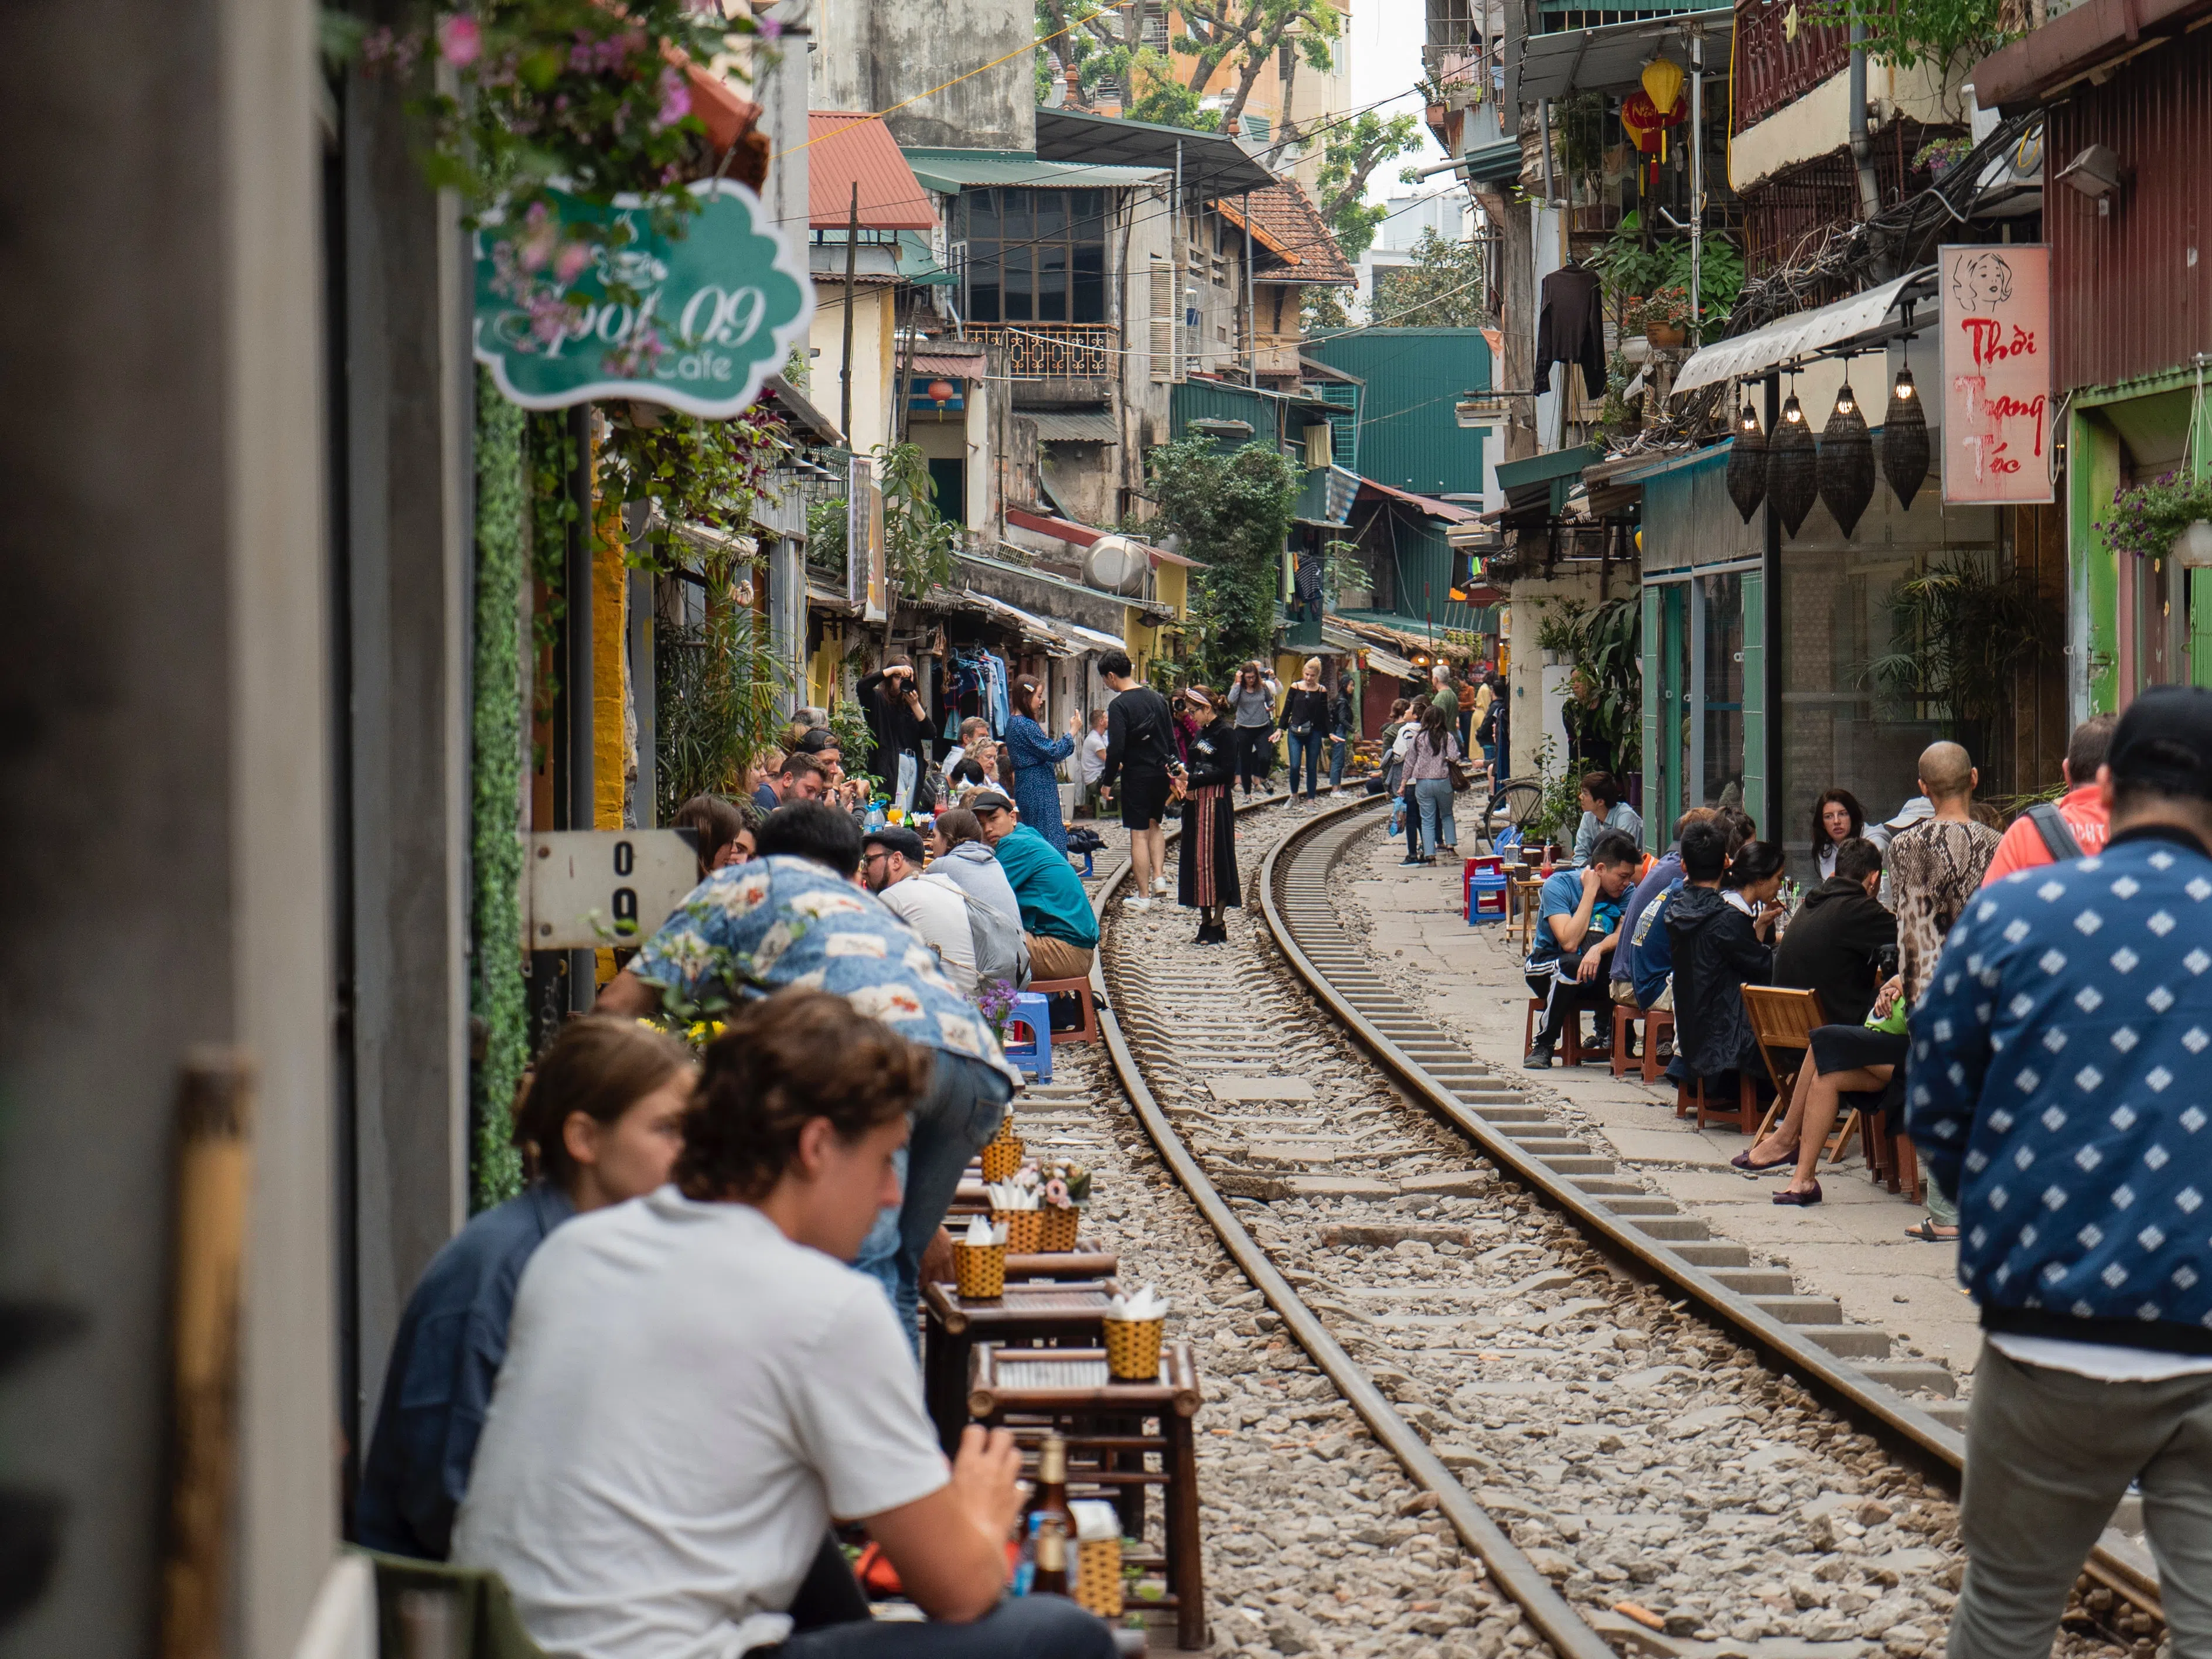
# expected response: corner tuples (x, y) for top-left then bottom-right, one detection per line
(921, 1277), (1119, 1452)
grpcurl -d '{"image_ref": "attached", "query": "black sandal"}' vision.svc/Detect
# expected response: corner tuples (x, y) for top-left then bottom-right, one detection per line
(1904, 1220), (1958, 1242)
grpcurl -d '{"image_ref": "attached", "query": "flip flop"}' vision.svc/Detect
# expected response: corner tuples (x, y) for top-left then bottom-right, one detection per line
(1904, 1220), (1958, 1242)
(1772, 1182), (1822, 1207)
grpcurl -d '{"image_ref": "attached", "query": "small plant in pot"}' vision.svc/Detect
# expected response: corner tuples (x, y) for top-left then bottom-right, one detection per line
(2098, 470), (2212, 568)
(1913, 135), (1974, 179)
(1629, 286), (1692, 350)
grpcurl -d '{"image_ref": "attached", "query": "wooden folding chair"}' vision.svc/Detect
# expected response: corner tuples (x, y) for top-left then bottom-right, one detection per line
(1740, 985), (1825, 1141)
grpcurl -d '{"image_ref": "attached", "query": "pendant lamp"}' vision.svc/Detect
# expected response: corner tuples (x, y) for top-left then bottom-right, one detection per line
(1767, 392), (1818, 538)
(1726, 402), (1767, 522)
(1882, 367), (1931, 509)
(1641, 56), (1685, 117)
(1818, 383), (1875, 537)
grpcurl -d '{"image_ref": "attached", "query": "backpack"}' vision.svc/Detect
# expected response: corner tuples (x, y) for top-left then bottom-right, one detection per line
(916, 872), (1031, 990)
(2025, 801), (2084, 862)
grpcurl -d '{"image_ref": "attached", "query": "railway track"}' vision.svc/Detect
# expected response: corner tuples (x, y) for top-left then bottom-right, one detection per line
(1082, 790), (2165, 1658)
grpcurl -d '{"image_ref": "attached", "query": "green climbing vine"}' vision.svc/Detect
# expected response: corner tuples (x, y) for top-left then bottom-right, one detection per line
(472, 371), (530, 1210)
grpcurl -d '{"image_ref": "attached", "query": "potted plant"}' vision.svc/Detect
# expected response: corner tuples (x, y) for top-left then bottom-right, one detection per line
(1629, 286), (1691, 350)
(1913, 135), (1974, 180)
(2099, 470), (2212, 568)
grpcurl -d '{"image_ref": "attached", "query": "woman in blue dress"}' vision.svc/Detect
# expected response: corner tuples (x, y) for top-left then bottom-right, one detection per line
(1004, 674), (1080, 853)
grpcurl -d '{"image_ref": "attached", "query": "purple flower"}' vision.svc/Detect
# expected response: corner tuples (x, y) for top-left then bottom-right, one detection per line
(655, 66), (693, 130)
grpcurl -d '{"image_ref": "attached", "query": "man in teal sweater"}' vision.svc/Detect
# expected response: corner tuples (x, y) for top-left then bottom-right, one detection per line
(971, 791), (1099, 979)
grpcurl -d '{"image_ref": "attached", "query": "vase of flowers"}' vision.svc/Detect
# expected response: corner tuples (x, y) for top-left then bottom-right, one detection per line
(1038, 1160), (1090, 1251)
(1630, 286), (1691, 350)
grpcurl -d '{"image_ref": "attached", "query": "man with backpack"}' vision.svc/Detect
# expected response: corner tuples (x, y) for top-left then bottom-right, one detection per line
(1981, 714), (2118, 884)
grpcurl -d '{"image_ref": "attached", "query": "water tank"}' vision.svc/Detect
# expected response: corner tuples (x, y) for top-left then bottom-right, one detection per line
(1084, 535), (1149, 596)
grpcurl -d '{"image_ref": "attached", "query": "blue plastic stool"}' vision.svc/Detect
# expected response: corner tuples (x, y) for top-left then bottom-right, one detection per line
(1003, 991), (1052, 1081)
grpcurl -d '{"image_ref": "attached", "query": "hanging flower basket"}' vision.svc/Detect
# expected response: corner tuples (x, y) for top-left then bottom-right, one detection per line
(2099, 472), (2212, 563)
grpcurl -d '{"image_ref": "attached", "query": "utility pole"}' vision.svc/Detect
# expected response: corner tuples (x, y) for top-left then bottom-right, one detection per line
(840, 182), (859, 442)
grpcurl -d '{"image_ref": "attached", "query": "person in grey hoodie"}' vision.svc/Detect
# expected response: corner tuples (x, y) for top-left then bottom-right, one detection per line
(924, 808), (1022, 930)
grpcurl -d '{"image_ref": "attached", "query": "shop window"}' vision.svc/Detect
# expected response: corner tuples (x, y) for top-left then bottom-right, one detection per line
(960, 189), (1110, 325)
(1700, 570), (1744, 811)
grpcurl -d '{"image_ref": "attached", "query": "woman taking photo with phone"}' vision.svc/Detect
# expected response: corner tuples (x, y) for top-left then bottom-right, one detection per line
(1003, 675), (1080, 853)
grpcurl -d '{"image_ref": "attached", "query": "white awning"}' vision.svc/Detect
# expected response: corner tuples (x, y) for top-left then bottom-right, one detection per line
(959, 589), (1125, 658)
(1671, 268), (1931, 397)
(1361, 644), (1419, 680)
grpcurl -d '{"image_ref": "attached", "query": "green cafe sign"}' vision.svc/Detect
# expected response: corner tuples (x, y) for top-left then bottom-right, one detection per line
(472, 179), (812, 417)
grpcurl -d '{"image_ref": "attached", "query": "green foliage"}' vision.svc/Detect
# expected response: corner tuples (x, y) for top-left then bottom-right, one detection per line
(1536, 596), (1642, 773)
(599, 404), (789, 574)
(1371, 227), (1485, 326)
(1864, 558), (2057, 730)
(1314, 111), (1423, 267)
(2097, 471), (2212, 564)
(1590, 213), (1744, 344)
(1523, 740), (1587, 850)
(1302, 286), (1352, 332)
(523, 411), (580, 730)
(878, 440), (960, 611)
(1814, 0), (2012, 83)
(1146, 436), (1303, 685)
(470, 371), (530, 1211)
(339, 1), (760, 228)
(1322, 538), (1366, 606)
(1555, 91), (1608, 179)
(826, 672), (880, 776)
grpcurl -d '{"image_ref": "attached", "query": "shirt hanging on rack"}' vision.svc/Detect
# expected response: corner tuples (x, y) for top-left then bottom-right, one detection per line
(1535, 265), (1606, 401)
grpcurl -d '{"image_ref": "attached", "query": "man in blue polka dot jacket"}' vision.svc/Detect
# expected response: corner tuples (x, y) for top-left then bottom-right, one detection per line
(1908, 685), (2212, 1659)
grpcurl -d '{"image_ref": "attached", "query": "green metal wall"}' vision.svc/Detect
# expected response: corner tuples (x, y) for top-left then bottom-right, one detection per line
(1170, 380), (1287, 447)
(1304, 329), (1492, 498)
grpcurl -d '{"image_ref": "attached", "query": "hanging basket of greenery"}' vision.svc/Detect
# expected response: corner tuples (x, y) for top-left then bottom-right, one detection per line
(1726, 402), (1767, 523)
(1882, 369), (1930, 510)
(1767, 394), (1818, 538)
(1818, 385), (1874, 538)
(2098, 470), (2212, 564)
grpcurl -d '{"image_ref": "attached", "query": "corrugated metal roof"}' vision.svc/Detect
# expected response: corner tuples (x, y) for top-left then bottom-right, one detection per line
(2045, 29), (2212, 394)
(1304, 330), (1494, 497)
(900, 150), (1169, 194)
(1032, 108), (1273, 199)
(1025, 410), (1119, 441)
(807, 113), (938, 231)
(1357, 477), (1479, 522)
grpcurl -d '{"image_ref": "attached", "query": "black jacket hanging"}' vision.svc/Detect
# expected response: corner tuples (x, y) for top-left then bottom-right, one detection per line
(1534, 265), (1606, 401)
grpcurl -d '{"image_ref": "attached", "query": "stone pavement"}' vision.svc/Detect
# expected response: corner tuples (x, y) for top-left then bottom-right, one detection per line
(1337, 824), (1986, 1389)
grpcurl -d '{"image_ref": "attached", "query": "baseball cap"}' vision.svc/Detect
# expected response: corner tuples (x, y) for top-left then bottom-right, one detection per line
(969, 790), (1014, 814)
(2105, 685), (2212, 800)
(863, 825), (926, 862)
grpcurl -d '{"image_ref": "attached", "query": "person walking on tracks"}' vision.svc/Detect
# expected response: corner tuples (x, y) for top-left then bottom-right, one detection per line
(1910, 686), (2212, 1659)
(1174, 688), (1239, 944)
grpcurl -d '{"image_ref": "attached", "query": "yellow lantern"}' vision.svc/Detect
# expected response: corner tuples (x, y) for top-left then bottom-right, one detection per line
(1641, 55), (1685, 117)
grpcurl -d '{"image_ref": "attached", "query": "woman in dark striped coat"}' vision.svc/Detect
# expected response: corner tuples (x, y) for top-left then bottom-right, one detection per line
(1175, 687), (1242, 944)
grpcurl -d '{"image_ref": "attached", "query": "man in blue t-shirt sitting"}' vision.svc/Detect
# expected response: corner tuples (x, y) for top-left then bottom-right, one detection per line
(970, 790), (1100, 979)
(1525, 830), (1641, 1069)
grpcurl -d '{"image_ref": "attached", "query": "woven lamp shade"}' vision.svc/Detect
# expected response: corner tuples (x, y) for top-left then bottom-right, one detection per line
(1883, 369), (1931, 509)
(1726, 404), (1767, 522)
(1766, 395), (1818, 538)
(1817, 385), (1874, 538)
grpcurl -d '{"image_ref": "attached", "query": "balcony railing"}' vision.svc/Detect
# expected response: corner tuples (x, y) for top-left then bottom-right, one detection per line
(966, 323), (1120, 380)
(1732, 0), (1850, 131)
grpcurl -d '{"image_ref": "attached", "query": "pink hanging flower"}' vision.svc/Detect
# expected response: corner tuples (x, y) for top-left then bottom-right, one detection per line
(514, 200), (558, 272)
(554, 240), (593, 284)
(1044, 1177), (1071, 1208)
(436, 13), (482, 67)
(654, 66), (693, 130)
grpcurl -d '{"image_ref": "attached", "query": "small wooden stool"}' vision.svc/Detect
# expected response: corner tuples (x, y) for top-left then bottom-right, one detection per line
(1638, 1006), (1674, 1083)
(1678, 1070), (1760, 1134)
(967, 1342), (1208, 1650)
(1610, 1002), (1639, 1078)
(1028, 975), (1100, 1044)
(922, 1279), (1119, 1452)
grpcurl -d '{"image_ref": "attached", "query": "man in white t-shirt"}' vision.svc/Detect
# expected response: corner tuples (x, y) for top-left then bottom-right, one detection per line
(1078, 709), (1109, 787)
(862, 825), (978, 996)
(456, 988), (1112, 1659)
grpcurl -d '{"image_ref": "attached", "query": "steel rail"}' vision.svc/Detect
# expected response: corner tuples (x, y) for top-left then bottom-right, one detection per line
(1082, 796), (1623, 1659)
(1253, 794), (2165, 1634)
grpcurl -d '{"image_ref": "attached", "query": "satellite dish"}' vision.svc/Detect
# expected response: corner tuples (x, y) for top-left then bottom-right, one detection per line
(1084, 535), (1149, 596)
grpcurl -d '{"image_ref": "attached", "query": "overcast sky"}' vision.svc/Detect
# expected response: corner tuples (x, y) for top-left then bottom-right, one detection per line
(1345, 0), (1457, 203)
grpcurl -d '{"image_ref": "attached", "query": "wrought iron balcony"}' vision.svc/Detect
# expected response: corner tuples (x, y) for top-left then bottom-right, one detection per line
(966, 323), (1121, 380)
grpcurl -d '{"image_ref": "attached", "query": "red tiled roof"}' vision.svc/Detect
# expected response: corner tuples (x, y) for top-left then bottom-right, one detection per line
(806, 112), (939, 231)
(1215, 179), (1357, 287)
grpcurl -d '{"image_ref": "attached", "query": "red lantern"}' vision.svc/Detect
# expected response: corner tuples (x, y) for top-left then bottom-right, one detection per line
(1620, 90), (1685, 188)
(927, 378), (957, 407)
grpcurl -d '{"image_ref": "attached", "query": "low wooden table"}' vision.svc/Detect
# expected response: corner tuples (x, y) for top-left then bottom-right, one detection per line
(967, 1342), (1208, 1650)
(921, 1278), (1119, 1452)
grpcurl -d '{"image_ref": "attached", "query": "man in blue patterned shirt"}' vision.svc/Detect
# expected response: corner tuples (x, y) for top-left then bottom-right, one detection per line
(1909, 686), (2212, 1658)
(599, 802), (1017, 1350)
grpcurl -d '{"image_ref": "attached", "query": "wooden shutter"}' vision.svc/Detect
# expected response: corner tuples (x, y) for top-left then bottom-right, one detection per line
(1640, 582), (1661, 850)
(1739, 569), (1766, 834)
(1148, 258), (1174, 384)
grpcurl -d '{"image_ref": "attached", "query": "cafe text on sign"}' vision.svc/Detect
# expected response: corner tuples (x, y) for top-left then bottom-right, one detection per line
(1940, 244), (2054, 504)
(472, 179), (812, 418)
